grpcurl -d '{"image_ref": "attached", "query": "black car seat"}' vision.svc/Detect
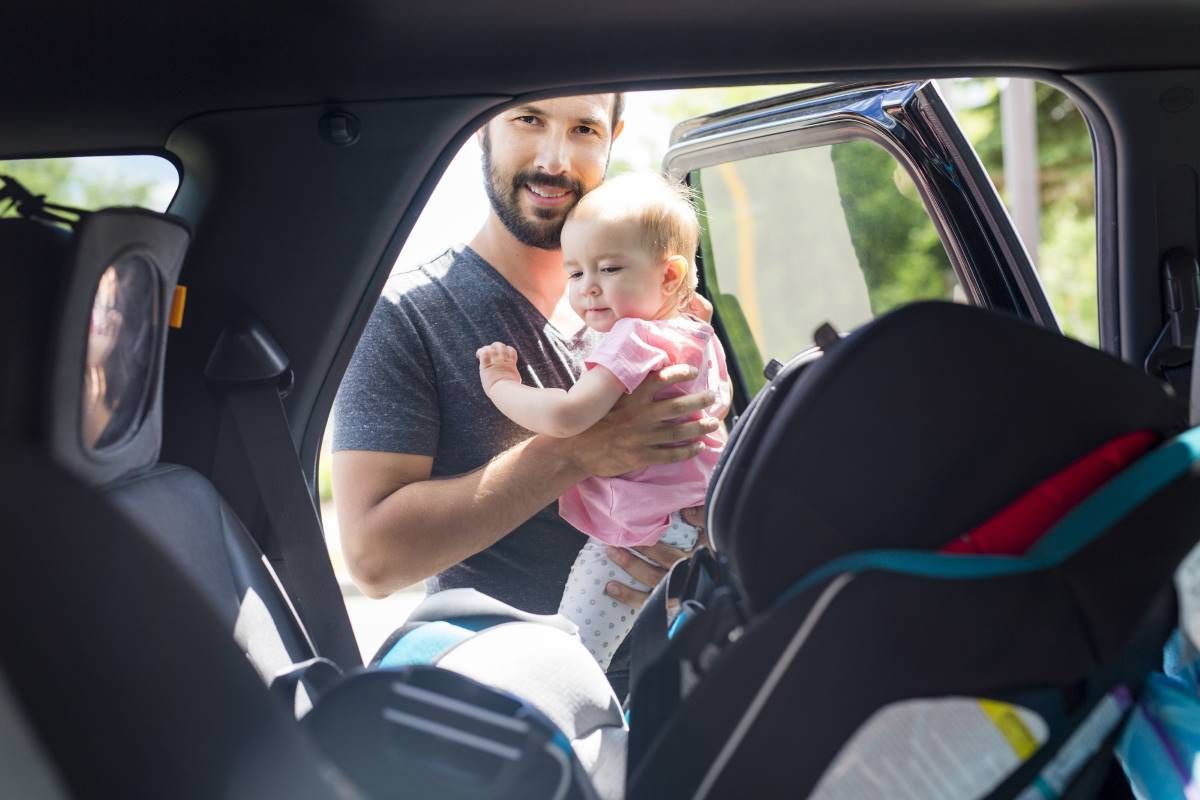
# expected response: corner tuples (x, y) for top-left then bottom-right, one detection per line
(626, 301), (1197, 799)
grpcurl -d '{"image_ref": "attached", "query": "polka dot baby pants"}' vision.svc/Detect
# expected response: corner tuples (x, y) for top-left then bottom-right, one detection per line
(558, 512), (700, 669)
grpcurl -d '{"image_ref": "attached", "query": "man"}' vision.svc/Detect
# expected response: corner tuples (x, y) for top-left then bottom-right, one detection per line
(332, 94), (718, 681)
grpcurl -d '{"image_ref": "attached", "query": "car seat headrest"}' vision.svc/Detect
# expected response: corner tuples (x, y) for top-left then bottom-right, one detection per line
(0, 218), (72, 444)
(0, 192), (189, 485)
(710, 302), (1187, 611)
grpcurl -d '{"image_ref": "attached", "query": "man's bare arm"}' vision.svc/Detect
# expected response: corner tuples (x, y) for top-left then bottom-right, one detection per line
(334, 364), (719, 598)
(334, 437), (585, 597)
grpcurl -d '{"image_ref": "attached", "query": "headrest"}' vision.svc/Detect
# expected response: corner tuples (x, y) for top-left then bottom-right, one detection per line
(710, 301), (1187, 611)
(0, 219), (72, 444)
(0, 206), (189, 485)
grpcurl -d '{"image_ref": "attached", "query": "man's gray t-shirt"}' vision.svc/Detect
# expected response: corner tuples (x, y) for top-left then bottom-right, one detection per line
(333, 246), (596, 614)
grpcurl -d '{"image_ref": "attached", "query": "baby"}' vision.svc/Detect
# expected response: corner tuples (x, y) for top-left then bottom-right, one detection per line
(476, 172), (730, 668)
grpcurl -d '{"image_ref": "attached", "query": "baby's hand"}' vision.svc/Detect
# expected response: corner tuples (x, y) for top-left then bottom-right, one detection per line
(476, 342), (521, 393)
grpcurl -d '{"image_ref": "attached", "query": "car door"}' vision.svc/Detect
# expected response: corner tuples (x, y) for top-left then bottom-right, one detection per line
(663, 80), (1057, 409)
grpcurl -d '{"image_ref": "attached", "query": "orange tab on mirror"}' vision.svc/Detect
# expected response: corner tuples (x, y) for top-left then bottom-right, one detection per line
(169, 285), (187, 329)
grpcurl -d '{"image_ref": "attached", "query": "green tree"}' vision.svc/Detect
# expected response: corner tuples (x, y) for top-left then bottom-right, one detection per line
(950, 79), (1097, 344)
(1, 157), (166, 216)
(830, 140), (954, 316)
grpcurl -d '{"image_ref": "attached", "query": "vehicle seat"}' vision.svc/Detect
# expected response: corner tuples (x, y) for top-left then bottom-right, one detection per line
(0, 207), (324, 708)
(0, 198), (628, 797)
(0, 443), (339, 798)
(628, 302), (1195, 799)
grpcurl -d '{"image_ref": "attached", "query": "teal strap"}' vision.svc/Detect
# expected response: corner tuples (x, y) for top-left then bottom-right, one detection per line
(1024, 429), (1200, 559)
(775, 427), (1200, 611)
(378, 621), (474, 668)
(667, 607), (693, 639)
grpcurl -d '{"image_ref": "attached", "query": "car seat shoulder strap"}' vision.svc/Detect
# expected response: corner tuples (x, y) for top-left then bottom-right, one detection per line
(781, 426), (1200, 607)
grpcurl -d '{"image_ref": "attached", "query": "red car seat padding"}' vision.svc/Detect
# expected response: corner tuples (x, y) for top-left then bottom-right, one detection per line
(942, 430), (1159, 557)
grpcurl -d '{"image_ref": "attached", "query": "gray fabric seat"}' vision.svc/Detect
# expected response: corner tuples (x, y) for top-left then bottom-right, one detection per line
(0, 208), (322, 700)
(0, 444), (340, 799)
(103, 463), (318, 684)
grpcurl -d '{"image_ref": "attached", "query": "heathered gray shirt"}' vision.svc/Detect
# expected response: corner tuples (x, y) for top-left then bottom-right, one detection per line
(333, 246), (599, 614)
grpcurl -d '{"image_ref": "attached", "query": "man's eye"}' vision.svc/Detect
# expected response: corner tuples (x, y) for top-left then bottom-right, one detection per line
(574, 125), (597, 136)
(516, 115), (540, 126)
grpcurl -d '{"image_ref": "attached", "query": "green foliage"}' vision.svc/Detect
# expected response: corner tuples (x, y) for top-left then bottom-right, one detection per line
(693, 171), (767, 396)
(0, 157), (168, 214)
(318, 447), (334, 502)
(658, 80), (1098, 351)
(830, 140), (955, 316)
(948, 79), (1098, 344)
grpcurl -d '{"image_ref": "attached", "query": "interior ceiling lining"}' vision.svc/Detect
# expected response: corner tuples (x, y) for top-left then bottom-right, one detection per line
(5, 0), (1199, 152)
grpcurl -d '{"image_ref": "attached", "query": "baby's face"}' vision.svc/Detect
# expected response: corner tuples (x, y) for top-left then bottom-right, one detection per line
(561, 215), (670, 332)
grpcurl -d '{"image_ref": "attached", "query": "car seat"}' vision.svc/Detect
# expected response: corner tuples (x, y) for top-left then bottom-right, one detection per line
(0, 201), (333, 706)
(0, 183), (623, 799)
(626, 302), (1197, 799)
(0, 443), (342, 799)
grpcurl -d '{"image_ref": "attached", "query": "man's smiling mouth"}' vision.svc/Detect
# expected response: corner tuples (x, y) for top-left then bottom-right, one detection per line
(524, 183), (575, 208)
(527, 184), (569, 199)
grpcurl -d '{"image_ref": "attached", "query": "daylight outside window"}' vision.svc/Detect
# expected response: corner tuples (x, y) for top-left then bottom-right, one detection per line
(0, 155), (179, 215)
(322, 78), (1100, 659)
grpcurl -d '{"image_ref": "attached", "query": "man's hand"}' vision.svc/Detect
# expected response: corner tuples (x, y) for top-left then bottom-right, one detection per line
(564, 364), (720, 478)
(476, 342), (521, 394)
(685, 293), (714, 323)
(603, 507), (710, 609)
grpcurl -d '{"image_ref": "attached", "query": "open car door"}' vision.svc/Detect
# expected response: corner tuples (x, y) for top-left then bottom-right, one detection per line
(664, 80), (1057, 408)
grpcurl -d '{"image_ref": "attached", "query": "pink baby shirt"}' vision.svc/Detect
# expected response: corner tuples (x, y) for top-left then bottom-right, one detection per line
(558, 316), (731, 548)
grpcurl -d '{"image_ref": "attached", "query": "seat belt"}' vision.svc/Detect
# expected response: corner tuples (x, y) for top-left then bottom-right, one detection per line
(1144, 248), (1200, 396)
(206, 318), (361, 669)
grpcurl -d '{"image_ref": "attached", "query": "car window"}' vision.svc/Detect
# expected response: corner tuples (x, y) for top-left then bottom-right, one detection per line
(322, 81), (1099, 658)
(692, 138), (961, 389)
(0, 155), (179, 214)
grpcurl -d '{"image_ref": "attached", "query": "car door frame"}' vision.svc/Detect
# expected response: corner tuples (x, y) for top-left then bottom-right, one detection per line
(663, 80), (1058, 406)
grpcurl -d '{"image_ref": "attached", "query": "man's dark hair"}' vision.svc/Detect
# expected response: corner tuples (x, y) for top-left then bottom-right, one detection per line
(611, 92), (625, 129)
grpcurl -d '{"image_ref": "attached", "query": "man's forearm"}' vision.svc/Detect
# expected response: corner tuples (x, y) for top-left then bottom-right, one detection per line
(353, 436), (586, 595)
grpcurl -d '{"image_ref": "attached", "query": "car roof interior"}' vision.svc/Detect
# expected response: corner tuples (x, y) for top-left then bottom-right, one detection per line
(6, 0), (1199, 502)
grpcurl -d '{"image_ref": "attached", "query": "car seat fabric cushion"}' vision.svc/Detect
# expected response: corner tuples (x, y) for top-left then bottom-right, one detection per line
(102, 463), (317, 680)
(0, 447), (336, 799)
(0, 218), (72, 445)
(941, 430), (1159, 556)
(631, 302), (1195, 799)
(631, 453), (1200, 797)
(706, 301), (1185, 613)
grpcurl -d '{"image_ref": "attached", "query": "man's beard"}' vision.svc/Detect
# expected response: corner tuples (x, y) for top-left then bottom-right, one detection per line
(481, 134), (584, 250)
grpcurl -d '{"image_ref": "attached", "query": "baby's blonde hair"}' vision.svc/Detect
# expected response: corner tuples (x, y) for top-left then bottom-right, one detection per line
(567, 172), (701, 307)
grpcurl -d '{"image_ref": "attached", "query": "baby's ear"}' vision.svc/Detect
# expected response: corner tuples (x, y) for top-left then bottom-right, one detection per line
(662, 255), (688, 295)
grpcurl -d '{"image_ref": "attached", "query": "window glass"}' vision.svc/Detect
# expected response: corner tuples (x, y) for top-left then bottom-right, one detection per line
(0, 155), (179, 214)
(939, 78), (1097, 346)
(82, 256), (159, 450)
(693, 138), (960, 392)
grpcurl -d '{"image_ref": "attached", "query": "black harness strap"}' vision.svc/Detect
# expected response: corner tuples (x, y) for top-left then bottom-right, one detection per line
(626, 547), (744, 775)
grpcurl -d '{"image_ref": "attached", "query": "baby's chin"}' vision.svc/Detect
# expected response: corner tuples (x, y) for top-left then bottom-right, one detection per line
(579, 308), (619, 333)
